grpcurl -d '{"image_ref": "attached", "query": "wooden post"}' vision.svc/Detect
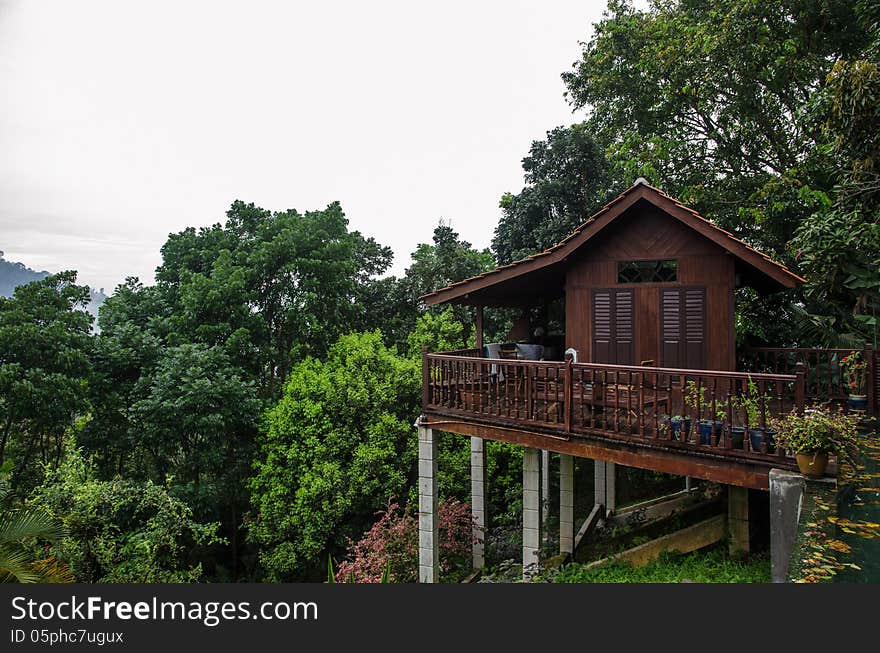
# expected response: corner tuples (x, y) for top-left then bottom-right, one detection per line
(865, 342), (876, 418)
(475, 305), (484, 354)
(795, 361), (805, 415)
(422, 346), (430, 409)
(564, 357), (572, 433)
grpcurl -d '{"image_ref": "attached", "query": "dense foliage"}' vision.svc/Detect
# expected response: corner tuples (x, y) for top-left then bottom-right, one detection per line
(33, 443), (221, 582)
(249, 331), (420, 581)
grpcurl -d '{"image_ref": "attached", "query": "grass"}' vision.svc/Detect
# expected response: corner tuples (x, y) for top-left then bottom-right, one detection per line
(547, 545), (770, 583)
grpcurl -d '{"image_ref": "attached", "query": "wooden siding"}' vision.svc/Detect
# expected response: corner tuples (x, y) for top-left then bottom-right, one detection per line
(566, 203), (735, 370)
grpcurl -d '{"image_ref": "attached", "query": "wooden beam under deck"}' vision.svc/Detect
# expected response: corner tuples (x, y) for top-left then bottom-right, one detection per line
(420, 411), (800, 490)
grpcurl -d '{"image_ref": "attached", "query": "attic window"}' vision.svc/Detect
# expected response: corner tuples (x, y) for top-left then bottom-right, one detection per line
(617, 259), (677, 283)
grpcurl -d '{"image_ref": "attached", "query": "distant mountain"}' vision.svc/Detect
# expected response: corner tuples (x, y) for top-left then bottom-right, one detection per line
(0, 251), (107, 322)
(0, 250), (50, 297)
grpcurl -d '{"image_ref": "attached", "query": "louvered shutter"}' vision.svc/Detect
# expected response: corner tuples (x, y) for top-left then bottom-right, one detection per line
(614, 290), (634, 365)
(661, 289), (682, 368)
(592, 289), (634, 365)
(660, 287), (705, 369)
(593, 290), (612, 363)
(684, 288), (706, 369)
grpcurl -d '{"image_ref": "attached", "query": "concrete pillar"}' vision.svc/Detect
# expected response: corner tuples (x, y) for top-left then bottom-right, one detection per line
(418, 425), (439, 583)
(559, 454), (574, 556)
(594, 461), (616, 516)
(541, 450), (551, 525)
(523, 447), (542, 579)
(470, 436), (486, 570)
(728, 485), (750, 555)
(769, 469), (805, 582)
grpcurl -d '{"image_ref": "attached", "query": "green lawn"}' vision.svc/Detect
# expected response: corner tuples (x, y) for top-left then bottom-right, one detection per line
(548, 546), (770, 583)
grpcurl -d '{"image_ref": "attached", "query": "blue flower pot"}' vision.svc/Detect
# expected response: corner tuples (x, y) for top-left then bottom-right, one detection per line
(748, 427), (776, 454)
(699, 420), (724, 445)
(669, 417), (691, 441)
(729, 426), (746, 450)
(848, 394), (868, 411)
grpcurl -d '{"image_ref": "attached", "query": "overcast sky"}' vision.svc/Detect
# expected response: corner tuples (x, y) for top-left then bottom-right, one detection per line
(1, 1), (619, 294)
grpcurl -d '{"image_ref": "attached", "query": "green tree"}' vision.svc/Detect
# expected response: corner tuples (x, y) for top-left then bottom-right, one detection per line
(406, 307), (466, 359)
(0, 272), (93, 493)
(790, 47), (880, 344)
(397, 222), (494, 348)
(82, 200), (396, 579)
(249, 331), (419, 581)
(155, 200), (393, 394)
(493, 123), (614, 265)
(562, 0), (871, 259)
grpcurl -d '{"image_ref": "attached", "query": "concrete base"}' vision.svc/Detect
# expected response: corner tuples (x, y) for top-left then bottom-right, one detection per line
(769, 469), (805, 583)
(728, 485), (750, 555)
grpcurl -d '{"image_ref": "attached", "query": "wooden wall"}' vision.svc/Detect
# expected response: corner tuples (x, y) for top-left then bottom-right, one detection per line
(564, 201), (736, 371)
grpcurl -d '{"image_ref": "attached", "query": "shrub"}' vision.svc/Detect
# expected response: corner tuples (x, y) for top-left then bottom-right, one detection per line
(771, 405), (861, 461)
(335, 499), (477, 583)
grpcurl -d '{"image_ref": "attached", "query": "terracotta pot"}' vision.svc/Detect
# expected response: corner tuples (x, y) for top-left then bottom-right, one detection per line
(795, 452), (829, 478)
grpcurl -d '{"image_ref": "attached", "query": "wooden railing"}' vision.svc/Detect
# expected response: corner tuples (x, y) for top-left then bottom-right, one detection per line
(423, 352), (804, 461)
(740, 345), (877, 414)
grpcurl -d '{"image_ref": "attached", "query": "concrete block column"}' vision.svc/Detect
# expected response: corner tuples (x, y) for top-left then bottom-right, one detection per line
(541, 450), (551, 525)
(559, 454), (574, 555)
(594, 461), (616, 516)
(470, 436), (486, 570)
(418, 425), (439, 583)
(522, 447), (542, 579)
(728, 485), (750, 556)
(769, 469), (805, 582)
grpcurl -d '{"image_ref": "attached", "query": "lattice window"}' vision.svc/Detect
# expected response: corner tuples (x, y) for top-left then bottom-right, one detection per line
(617, 259), (677, 283)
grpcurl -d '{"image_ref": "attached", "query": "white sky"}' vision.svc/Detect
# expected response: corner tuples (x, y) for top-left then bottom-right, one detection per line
(1, 0), (619, 294)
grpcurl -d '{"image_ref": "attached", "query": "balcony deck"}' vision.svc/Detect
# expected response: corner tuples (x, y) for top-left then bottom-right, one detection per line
(421, 350), (813, 489)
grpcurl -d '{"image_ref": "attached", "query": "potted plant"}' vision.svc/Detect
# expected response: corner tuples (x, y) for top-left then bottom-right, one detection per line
(660, 414), (691, 441)
(685, 381), (726, 446)
(840, 351), (868, 412)
(771, 405), (860, 478)
(731, 377), (776, 453)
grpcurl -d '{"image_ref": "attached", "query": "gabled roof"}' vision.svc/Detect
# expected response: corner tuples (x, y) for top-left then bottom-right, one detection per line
(421, 179), (805, 306)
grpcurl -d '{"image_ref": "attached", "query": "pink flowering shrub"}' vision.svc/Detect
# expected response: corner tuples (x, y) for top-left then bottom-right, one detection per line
(335, 499), (477, 583)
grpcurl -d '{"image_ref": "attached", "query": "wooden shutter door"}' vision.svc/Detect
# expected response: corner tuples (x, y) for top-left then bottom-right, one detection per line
(614, 290), (634, 365)
(683, 288), (706, 369)
(592, 289), (634, 365)
(593, 290), (612, 363)
(660, 287), (705, 369)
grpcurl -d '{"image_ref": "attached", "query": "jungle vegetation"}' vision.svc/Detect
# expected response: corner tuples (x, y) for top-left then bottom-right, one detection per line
(1, 0), (877, 582)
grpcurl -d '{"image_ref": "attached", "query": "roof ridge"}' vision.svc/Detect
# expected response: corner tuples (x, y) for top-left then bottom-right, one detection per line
(419, 181), (802, 301)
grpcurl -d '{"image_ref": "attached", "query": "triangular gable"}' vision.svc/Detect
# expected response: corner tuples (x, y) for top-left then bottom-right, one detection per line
(421, 180), (804, 306)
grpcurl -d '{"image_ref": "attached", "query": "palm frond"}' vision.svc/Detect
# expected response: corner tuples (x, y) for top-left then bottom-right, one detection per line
(30, 557), (74, 583)
(0, 508), (66, 545)
(0, 544), (40, 583)
(789, 304), (866, 348)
